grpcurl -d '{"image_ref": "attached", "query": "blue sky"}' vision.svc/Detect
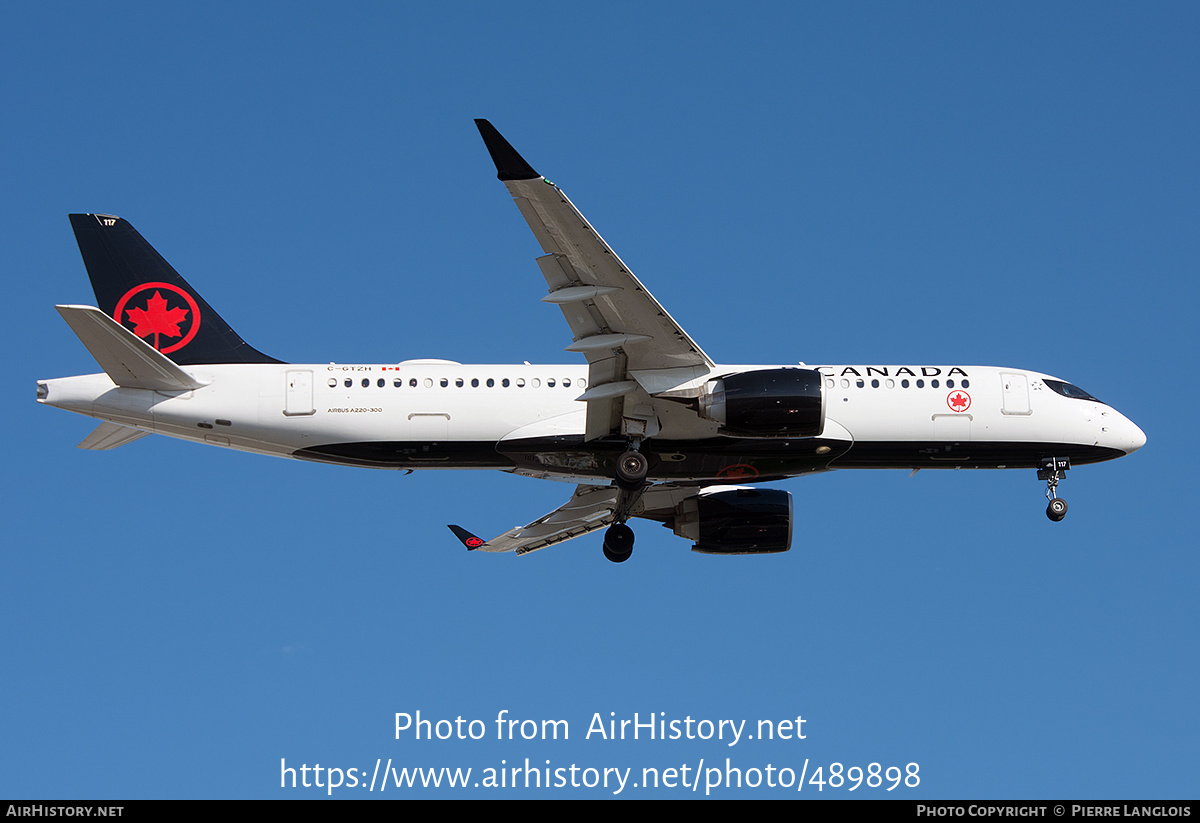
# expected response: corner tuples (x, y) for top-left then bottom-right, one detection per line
(4, 2), (1197, 799)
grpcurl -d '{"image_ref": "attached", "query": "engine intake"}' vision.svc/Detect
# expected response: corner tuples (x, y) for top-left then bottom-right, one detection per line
(698, 368), (824, 438)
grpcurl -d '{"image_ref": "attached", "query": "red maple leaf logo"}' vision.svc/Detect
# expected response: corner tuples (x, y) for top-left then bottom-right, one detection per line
(949, 392), (969, 410)
(125, 290), (189, 349)
(465, 537), (484, 548)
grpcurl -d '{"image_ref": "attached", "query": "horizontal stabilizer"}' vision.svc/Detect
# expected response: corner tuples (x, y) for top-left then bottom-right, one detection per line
(78, 421), (149, 450)
(56, 305), (208, 392)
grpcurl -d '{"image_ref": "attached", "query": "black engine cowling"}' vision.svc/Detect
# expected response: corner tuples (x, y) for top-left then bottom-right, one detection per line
(698, 368), (824, 438)
(670, 488), (793, 554)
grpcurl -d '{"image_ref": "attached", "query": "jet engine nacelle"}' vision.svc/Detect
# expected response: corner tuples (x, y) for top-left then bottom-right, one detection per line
(698, 367), (825, 438)
(670, 487), (793, 554)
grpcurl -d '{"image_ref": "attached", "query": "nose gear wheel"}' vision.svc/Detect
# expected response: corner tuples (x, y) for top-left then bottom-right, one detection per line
(1038, 457), (1070, 522)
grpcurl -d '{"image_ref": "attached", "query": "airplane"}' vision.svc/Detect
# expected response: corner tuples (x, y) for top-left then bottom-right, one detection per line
(37, 120), (1146, 562)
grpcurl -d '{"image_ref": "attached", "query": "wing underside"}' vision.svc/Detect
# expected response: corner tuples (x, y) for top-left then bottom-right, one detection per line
(449, 482), (699, 556)
(450, 485), (617, 555)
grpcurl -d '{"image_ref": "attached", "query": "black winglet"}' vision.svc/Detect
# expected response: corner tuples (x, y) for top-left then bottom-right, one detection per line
(448, 524), (487, 551)
(474, 119), (541, 181)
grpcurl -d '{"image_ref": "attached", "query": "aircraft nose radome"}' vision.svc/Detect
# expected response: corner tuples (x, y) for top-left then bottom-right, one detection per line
(1100, 408), (1145, 456)
(1110, 410), (1146, 455)
(1127, 420), (1147, 454)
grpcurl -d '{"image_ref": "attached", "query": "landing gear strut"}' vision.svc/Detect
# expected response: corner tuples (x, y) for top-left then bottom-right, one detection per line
(604, 446), (650, 562)
(1038, 457), (1070, 522)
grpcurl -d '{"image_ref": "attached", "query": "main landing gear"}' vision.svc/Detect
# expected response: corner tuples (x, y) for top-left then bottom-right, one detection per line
(1038, 457), (1070, 522)
(603, 523), (635, 563)
(604, 448), (650, 563)
(615, 449), (649, 490)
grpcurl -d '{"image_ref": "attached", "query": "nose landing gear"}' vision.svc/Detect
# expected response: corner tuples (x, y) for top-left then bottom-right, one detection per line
(1047, 497), (1068, 521)
(1038, 457), (1070, 522)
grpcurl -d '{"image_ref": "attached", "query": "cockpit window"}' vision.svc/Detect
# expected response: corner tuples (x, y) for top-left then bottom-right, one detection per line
(1044, 379), (1100, 403)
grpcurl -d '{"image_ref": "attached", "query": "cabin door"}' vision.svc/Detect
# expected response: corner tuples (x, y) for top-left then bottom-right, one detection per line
(284, 370), (314, 416)
(1000, 372), (1031, 416)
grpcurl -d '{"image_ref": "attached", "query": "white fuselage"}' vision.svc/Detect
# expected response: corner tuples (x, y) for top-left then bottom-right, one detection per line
(38, 361), (1145, 482)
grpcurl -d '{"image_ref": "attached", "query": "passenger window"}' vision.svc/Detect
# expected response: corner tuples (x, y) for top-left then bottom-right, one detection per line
(931, 379), (939, 388)
(516, 378), (525, 388)
(377, 378), (385, 388)
(531, 378), (541, 388)
(856, 379), (864, 388)
(393, 378), (402, 387)
(578, 378), (586, 388)
(410, 378), (418, 387)
(487, 378), (495, 388)
(328, 378), (337, 388)
(344, 378), (352, 388)
(901, 379), (909, 388)
(916, 379), (924, 388)
(947, 379), (955, 388)
(871, 379), (879, 388)
(563, 378), (571, 388)
(471, 378), (479, 388)
(547, 378), (556, 388)
(962, 379), (970, 388)
(440, 378), (448, 388)
(502, 378), (510, 387)
(455, 378), (464, 388)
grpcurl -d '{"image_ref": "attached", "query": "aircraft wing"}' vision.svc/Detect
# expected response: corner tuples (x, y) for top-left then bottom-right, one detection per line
(448, 482), (698, 556)
(476, 120), (716, 440)
(449, 485), (618, 555)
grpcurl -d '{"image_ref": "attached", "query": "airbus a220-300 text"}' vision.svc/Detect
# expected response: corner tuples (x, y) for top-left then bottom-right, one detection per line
(38, 120), (1146, 562)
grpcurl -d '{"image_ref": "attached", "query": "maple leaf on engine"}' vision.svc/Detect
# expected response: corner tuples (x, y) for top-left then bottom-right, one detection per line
(125, 291), (189, 344)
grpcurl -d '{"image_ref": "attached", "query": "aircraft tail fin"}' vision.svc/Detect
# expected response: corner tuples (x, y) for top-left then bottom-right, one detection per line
(68, 214), (281, 366)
